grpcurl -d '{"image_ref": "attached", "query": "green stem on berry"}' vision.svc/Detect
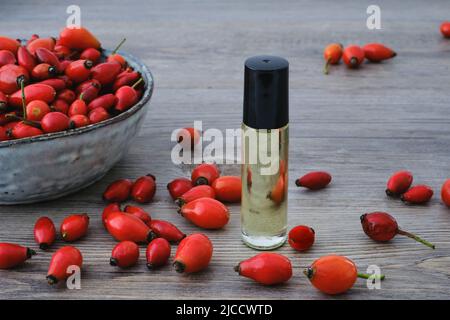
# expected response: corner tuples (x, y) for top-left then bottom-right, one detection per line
(20, 77), (26, 120)
(323, 58), (331, 75)
(131, 78), (143, 89)
(112, 38), (126, 55)
(397, 229), (435, 249)
(357, 273), (385, 281)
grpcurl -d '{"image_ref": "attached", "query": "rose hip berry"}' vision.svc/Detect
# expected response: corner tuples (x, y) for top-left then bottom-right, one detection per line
(175, 185), (216, 207)
(60, 214), (90, 242)
(31, 63), (57, 80)
(177, 127), (201, 149)
(323, 43), (343, 74)
(179, 197), (230, 229)
(17, 46), (36, 73)
(26, 37), (55, 56)
(69, 114), (90, 128)
(235, 253), (292, 285)
(149, 219), (186, 243)
(191, 163), (220, 185)
(361, 211), (435, 249)
(88, 107), (110, 124)
(0, 36), (20, 54)
(343, 45), (365, 68)
(103, 179), (133, 202)
(124, 205), (152, 224)
(295, 171), (332, 190)
(34, 217), (56, 250)
(68, 98), (88, 116)
(102, 202), (121, 227)
(0, 50), (17, 67)
(110, 241), (140, 268)
(441, 179), (450, 207)
(304, 255), (384, 295)
(131, 174), (156, 203)
(146, 238), (171, 269)
(26, 100), (51, 121)
(10, 122), (43, 139)
(386, 170), (413, 197)
(401, 185), (433, 204)
(9, 83), (55, 108)
(440, 22), (450, 38)
(0, 243), (36, 269)
(211, 176), (242, 203)
(47, 246), (83, 285)
(87, 93), (117, 111)
(59, 26), (100, 50)
(65, 59), (93, 83)
(114, 85), (138, 112)
(288, 225), (315, 252)
(91, 61), (122, 86)
(80, 48), (101, 64)
(362, 43), (396, 62)
(41, 112), (70, 133)
(167, 178), (193, 200)
(173, 233), (213, 274)
(105, 211), (153, 243)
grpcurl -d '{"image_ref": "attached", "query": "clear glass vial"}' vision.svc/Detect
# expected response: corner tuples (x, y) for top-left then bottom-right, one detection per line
(240, 56), (289, 250)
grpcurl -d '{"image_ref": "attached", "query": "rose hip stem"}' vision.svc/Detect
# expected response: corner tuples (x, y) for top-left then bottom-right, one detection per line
(356, 273), (385, 280)
(20, 78), (27, 120)
(396, 229), (435, 249)
(302, 268), (385, 281)
(131, 78), (143, 89)
(112, 38), (126, 55)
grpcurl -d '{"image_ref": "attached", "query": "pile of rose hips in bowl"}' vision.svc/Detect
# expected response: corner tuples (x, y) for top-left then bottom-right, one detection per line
(0, 27), (144, 142)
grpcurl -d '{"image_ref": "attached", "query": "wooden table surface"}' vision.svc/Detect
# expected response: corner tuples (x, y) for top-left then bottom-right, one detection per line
(1, 0), (450, 300)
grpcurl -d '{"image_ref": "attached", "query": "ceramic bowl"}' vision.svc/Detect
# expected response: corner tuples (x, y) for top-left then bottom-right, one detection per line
(0, 50), (154, 204)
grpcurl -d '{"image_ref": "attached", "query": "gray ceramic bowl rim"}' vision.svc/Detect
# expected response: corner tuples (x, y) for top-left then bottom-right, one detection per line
(0, 50), (154, 148)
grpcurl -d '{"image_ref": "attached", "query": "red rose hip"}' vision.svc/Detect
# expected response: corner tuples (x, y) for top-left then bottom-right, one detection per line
(131, 174), (156, 203)
(442, 179), (450, 207)
(149, 219), (186, 243)
(34, 217), (56, 250)
(235, 253), (292, 285)
(361, 211), (435, 249)
(343, 45), (365, 68)
(362, 43), (396, 62)
(41, 112), (70, 133)
(146, 238), (171, 269)
(386, 170), (413, 197)
(167, 178), (193, 200)
(401, 185), (433, 204)
(191, 163), (220, 186)
(175, 185), (215, 207)
(103, 179), (133, 202)
(60, 214), (90, 242)
(211, 176), (241, 203)
(173, 233), (213, 273)
(0, 243), (36, 269)
(295, 171), (332, 190)
(124, 205), (151, 224)
(47, 246), (83, 285)
(110, 241), (139, 268)
(179, 197), (230, 229)
(440, 22), (450, 38)
(105, 211), (153, 243)
(288, 225), (315, 252)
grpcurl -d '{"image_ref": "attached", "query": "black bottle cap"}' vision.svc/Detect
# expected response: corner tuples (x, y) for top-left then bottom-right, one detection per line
(243, 55), (289, 129)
